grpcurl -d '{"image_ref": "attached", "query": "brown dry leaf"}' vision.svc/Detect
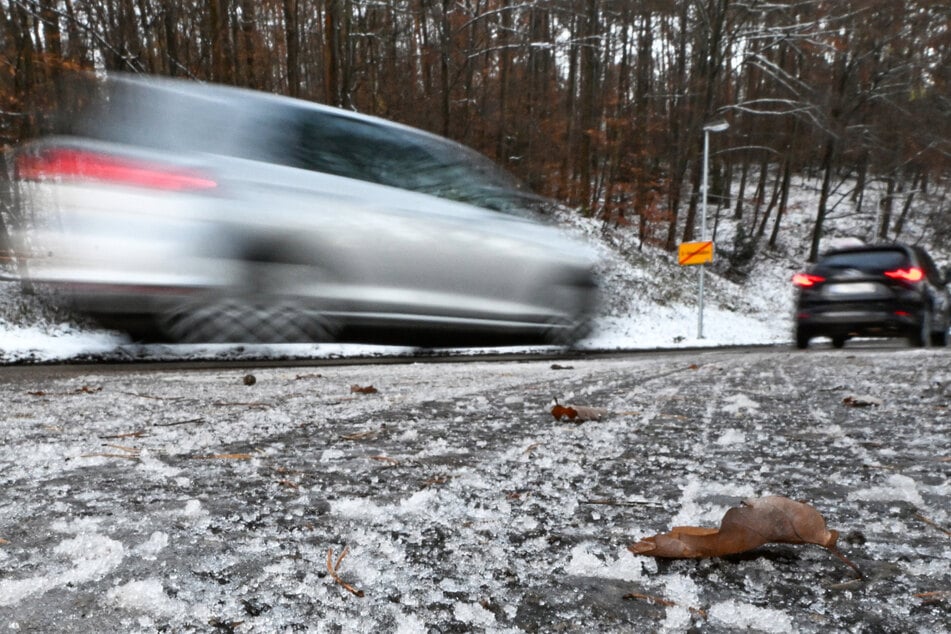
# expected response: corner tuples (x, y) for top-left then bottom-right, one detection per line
(350, 384), (379, 394)
(843, 394), (883, 407)
(0, 537), (10, 545)
(629, 496), (862, 576)
(550, 402), (608, 422)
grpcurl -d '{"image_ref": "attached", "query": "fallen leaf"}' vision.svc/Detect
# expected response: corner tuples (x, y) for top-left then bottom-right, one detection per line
(550, 403), (578, 420)
(350, 384), (378, 394)
(0, 537), (10, 545)
(843, 395), (882, 407)
(550, 402), (608, 422)
(629, 496), (862, 576)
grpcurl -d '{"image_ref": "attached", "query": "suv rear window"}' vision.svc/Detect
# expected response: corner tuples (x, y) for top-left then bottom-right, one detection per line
(815, 249), (910, 273)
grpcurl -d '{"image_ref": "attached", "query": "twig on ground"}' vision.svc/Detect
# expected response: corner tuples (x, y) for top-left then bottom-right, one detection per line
(623, 592), (707, 618)
(192, 453), (254, 460)
(99, 430), (148, 439)
(327, 546), (364, 597)
(581, 498), (663, 508)
(118, 391), (186, 401)
(154, 418), (205, 427)
(915, 513), (951, 537)
(915, 591), (950, 604)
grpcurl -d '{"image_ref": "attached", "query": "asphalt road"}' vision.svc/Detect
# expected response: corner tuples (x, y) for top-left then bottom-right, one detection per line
(0, 345), (949, 632)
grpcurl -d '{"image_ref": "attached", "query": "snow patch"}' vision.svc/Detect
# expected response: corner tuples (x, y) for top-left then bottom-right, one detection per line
(709, 599), (794, 633)
(565, 544), (650, 582)
(849, 474), (925, 506)
(107, 578), (187, 618)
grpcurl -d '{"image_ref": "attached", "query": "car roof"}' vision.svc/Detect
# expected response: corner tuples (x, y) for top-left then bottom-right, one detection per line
(96, 73), (480, 159)
(821, 243), (914, 258)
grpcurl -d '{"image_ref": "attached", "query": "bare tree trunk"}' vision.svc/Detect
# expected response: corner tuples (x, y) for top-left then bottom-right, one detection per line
(809, 138), (836, 262)
(285, 0), (300, 97)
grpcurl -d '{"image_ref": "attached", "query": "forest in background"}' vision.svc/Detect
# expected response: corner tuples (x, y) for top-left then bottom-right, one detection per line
(1, 0), (949, 262)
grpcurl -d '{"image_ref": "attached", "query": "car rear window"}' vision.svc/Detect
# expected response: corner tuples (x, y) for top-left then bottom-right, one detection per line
(815, 249), (910, 273)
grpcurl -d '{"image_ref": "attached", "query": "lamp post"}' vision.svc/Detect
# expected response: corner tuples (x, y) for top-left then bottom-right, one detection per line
(698, 120), (729, 339)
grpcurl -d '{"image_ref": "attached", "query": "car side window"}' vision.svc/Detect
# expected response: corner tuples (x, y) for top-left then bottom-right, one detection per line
(292, 112), (435, 188)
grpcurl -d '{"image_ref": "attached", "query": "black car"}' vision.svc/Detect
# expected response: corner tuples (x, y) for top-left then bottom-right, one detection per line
(793, 243), (951, 349)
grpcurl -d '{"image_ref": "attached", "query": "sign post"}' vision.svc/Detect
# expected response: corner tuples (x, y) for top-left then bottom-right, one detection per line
(696, 120), (729, 339)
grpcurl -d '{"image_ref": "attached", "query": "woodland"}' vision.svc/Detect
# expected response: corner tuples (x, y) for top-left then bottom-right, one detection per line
(1, 0), (949, 262)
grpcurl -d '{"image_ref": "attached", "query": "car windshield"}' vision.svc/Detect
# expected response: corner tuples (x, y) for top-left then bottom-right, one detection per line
(816, 249), (909, 273)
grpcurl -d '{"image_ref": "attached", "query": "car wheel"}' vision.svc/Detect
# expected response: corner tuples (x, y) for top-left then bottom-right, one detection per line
(831, 335), (846, 349)
(909, 311), (930, 348)
(931, 328), (948, 347)
(795, 327), (810, 350)
(159, 296), (335, 344)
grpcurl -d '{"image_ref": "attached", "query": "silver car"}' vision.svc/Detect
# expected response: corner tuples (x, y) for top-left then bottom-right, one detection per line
(11, 74), (598, 347)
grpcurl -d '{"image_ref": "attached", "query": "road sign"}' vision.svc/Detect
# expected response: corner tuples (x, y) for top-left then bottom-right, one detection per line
(679, 241), (714, 266)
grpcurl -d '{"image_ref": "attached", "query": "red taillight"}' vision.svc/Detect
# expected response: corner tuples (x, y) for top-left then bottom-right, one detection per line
(792, 273), (825, 288)
(884, 267), (923, 283)
(16, 148), (217, 191)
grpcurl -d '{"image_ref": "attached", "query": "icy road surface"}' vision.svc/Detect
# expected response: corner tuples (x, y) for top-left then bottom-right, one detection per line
(0, 347), (949, 632)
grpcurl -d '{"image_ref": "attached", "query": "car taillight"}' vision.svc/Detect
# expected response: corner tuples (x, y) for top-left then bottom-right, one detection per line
(884, 267), (923, 283)
(792, 273), (825, 288)
(15, 148), (217, 191)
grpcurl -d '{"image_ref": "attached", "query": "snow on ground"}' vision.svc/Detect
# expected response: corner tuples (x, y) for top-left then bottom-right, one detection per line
(1, 349), (948, 632)
(0, 176), (949, 631)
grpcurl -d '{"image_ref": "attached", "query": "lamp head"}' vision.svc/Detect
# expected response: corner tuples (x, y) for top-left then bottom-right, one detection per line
(703, 120), (730, 133)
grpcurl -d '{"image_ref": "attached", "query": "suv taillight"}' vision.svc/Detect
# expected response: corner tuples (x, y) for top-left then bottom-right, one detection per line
(16, 148), (217, 191)
(884, 267), (923, 283)
(792, 273), (825, 288)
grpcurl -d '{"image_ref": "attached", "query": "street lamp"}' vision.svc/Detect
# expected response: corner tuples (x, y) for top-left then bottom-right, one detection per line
(698, 119), (729, 339)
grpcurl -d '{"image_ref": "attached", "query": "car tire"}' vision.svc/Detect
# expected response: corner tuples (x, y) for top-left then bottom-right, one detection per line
(831, 335), (846, 349)
(795, 327), (810, 350)
(930, 328), (948, 347)
(159, 296), (335, 344)
(909, 311), (930, 348)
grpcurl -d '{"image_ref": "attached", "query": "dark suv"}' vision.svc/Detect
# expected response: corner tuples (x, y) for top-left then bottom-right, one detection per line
(793, 243), (951, 349)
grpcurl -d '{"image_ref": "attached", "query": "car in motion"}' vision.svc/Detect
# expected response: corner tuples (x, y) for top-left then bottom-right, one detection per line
(11, 74), (598, 347)
(792, 243), (950, 349)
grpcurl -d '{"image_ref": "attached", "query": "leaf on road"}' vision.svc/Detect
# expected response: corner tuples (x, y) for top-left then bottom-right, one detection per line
(0, 537), (10, 545)
(550, 400), (608, 422)
(350, 384), (379, 394)
(628, 496), (862, 576)
(843, 395), (883, 407)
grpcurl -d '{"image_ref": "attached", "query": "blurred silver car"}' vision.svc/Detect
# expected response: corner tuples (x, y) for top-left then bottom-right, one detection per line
(11, 74), (598, 346)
